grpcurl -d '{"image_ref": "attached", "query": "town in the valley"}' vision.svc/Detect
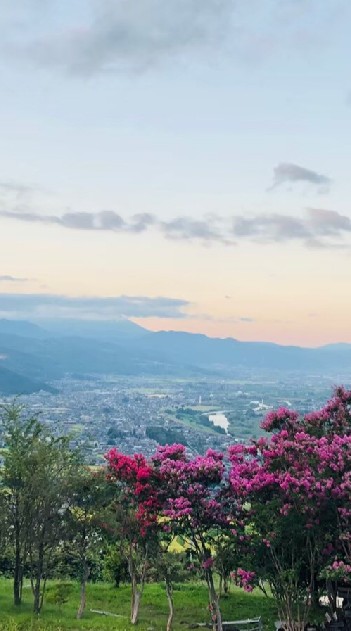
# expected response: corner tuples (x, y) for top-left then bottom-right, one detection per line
(1, 372), (347, 464)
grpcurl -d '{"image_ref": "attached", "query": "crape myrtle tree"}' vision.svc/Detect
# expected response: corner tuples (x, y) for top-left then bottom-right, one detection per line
(106, 449), (159, 625)
(228, 387), (351, 631)
(106, 445), (239, 631)
(151, 444), (239, 631)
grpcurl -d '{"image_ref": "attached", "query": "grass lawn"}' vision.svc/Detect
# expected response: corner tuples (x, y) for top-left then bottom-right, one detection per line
(0, 578), (278, 631)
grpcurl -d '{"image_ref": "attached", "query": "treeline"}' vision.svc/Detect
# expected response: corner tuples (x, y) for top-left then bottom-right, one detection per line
(0, 405), (190, 626)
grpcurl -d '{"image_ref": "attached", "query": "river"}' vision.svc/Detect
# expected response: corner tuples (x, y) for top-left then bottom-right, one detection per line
(208, 411), (229, 434)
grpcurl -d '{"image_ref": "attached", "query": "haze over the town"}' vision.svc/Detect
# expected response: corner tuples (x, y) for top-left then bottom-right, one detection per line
(1, 0), (351, 346)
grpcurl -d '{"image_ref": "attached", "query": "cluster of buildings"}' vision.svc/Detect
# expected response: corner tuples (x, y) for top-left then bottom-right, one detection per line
(0, 371), (343, 463)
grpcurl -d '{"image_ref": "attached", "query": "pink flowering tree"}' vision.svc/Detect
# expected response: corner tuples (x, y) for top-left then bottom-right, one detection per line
(151, 444), (238, 631)
(106, 448), (159, 625)
(229, 388), (351, 631)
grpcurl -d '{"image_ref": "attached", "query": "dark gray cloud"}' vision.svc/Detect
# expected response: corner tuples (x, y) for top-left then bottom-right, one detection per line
(271, 163), (332, 191)
(0, 293), (190, 319)
(0, 275), (30, 282)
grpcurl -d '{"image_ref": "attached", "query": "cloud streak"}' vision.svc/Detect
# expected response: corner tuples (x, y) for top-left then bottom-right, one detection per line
(232, 208), (351, 247)
(270, 163), (332, 192)
(2, 203), (351, 250)
(0, 275), (30, 283)
(0, 293), (191, 319)
(1, 180), (350, 249)
(0, 208), (232, 245)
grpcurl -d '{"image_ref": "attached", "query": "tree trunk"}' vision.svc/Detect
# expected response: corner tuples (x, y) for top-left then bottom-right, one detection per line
(206, 569), (223, 631)
(77, 564), (89, 619)
(131, 589), (141, 625)
(165, 579), (174, 631)
(128, 549), (147, 625)
(14, 502), (22, 606)
(33, 540), (45, 614)
(33, 580), (41, 615)
(77, 579), (87, 619)
(223, 576), (229, 595)
(13, 550), (21, 606)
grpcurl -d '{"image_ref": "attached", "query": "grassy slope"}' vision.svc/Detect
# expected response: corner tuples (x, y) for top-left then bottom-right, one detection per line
(0, 579), (277, 631)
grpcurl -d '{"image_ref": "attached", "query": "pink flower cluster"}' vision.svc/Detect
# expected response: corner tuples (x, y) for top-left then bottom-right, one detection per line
(234, 568), (256, 592)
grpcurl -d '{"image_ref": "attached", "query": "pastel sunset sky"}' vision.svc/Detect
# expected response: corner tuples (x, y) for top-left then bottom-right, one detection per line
(1, 0), (351, 346)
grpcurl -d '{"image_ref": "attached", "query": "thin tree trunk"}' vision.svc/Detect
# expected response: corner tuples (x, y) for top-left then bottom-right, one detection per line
(77, 579), (87, 619)
(131, 589), (142, 625)
(14, 501), (22, 606)
(223, 576), (229, 595)
(77, 564), (89, 619)
(165, 579), (174, 631)
(33, 579), (41, 615)
(33, 540), (45, 614)
(128, 546), (148, 625)
(206, 569), (223, 631)
(40, 577), (48, 612)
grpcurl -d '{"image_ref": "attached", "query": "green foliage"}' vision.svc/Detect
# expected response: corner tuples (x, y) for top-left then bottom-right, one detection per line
(145, 426), (187, 445)
(102, 546), (129, 587)
(45, 583), (74, 607)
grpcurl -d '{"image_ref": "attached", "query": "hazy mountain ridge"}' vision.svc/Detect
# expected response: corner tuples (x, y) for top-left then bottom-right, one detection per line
(0, 364), (56, 395)
(1, 318), (351, 394)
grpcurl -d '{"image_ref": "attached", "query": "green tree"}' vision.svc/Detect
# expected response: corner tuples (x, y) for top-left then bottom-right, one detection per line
(0, 403), (43, 606)
(26, 433), (79, 614)
(64, 469), (107, 619)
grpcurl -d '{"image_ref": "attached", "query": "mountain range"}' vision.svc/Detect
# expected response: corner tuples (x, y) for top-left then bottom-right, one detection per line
(0, 318), (351, 395)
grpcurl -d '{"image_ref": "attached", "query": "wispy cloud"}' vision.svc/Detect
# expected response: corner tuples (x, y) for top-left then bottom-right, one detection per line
(6, 0), (235, 77)
(159, 216), (231, 245)
(2, 184), (351, 249)
(0, 208), (232, 245)
(270, 163), (332, 192)
(234, 214), (310, 241)
(0, 181), (35, 197)
(0, 275), (30, 283)
(0, 293), (191, 319)
(232, 208), (351, 247)
(3, 1), (346, 77)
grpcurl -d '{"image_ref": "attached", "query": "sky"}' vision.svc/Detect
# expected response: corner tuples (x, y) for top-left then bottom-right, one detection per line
(1, 0), (351, 346)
